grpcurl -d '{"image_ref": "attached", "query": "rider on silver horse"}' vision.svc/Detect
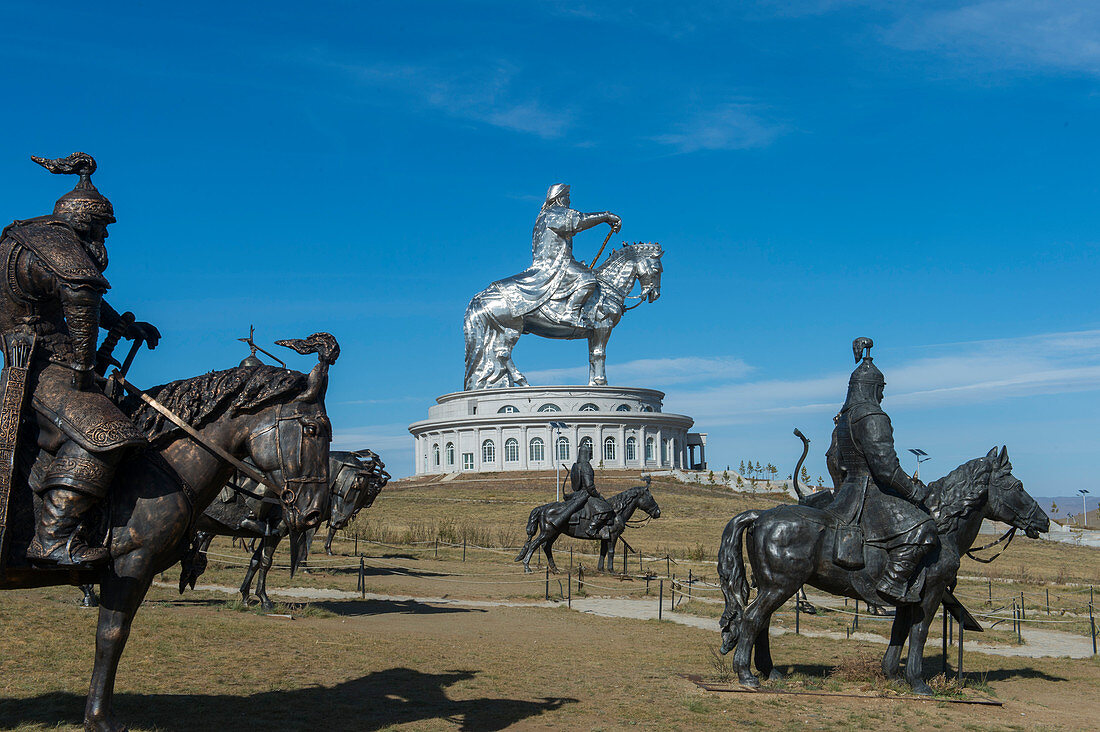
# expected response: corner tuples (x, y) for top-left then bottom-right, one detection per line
(824, 338), (938, 604)
(507, 184), (621, 329)
(1, 153), (159, 567)
(563, 442), (614, 539)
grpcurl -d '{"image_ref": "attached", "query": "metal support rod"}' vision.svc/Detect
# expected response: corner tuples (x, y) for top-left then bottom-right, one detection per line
(942, 609), (948, 672)
(948, 613), (953, 646)
(795, 595), (800, 635)
(462, 538), (466, 562)
(853, 600), (859, 631)
(545, 567), (550, 601)
(1090, 602), (1096, 656)
(658, 579), (664, 620)
(622, 538), (627, 574)
(688, 569), (693, 600)
(958, 627), (964, 680)
(670, 574), (675, 611)
(1046, 587), (1050, 615)
(988, 578), (992, 604)
(568, 570), (572, 609)
(1020, 591), (1025, 620)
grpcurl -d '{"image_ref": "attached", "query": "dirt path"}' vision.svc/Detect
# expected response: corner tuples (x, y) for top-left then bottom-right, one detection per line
(158, 581), (1095, 659)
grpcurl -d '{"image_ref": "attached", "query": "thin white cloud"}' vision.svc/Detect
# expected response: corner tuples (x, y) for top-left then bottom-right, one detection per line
(652, 103), (787, 152)
(332, 423), (412, 453)
(326, 58), (573, 138)
(885, 0), (1100, 75)
(667, 329), (1100, 426)
(524, 356), (752, 386)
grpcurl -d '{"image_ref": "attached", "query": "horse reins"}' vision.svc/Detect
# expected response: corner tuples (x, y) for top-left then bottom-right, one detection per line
(965, 526), (1016, 564)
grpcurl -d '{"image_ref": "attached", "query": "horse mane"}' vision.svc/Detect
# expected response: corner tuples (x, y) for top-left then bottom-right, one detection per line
(926, 455), (992, 535)
(595, 242), (663, 275)
(611, 484), (647, 511)
(122, 365), (308, 442)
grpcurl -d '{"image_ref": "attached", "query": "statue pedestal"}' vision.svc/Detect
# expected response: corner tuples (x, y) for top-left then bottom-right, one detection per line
(408, 385), (701, 476)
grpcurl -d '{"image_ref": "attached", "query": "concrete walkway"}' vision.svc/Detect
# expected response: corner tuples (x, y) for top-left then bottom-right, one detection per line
(155, 581), (1096, 660)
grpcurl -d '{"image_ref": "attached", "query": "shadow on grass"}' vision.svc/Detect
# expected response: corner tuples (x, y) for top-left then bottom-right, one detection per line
(0, 668), (575, 731)
(314, 598), (488, 617)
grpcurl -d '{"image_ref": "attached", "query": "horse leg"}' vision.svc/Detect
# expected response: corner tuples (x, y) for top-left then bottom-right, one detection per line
(543, 536), (560, 573)
(597, 540), (608, 572)
(882, 604), (912, 680)
(754, 623), (783, 681)
(240, 541), (265, 605)
(500, 327), (527, 387)
(522, 527), (552, 574)
(587, 330), (610, 387)
(254, 535), (279, 611)
(903, 595), (941, 696)
(325, 526), (336, 555)
(80, 583), (99, 608)
(733, 587), (789, 688)
(84, 554), (153, 732)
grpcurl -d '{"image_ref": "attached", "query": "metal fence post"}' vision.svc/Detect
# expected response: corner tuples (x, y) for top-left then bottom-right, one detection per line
(688, 569), (693, 601)
(1090, 602), (1096, 656)
(659, 579), (663, 621)
(358, 557), (365, 599)
(942, 608), (948, 672)
(568, 571), (572, 609)
(545, 567), (550, 601)
(670, 574), (675, 612)
(795, 595), (800, 635)
(1046, 587), (1050, 615)
(462, 538), (466, 562)
(958, 626), (964, 681)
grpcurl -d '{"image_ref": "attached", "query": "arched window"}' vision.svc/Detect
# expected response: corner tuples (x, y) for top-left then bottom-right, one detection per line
(626, 436), (637, 461)
(616, 404), (631, 412)
(433, 444), (440, 467)
(579, 403), (599, 412)
(603, 436), (616, 461)
(446, 442), (455, 466)
(642, 405), (654, 412)
(529, 437), (545, 463)
(538, 403), (561, 412)
(645, 437), (655, 461)
(482, 439), (495, 464)
(497, 405), (518, 414)
(504, 437), (519, 462)
(556, 436), (570, 461)
(579, 436), (593, 455)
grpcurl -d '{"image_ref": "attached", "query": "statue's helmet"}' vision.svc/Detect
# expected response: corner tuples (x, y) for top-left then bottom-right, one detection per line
(577, 441), (592, 461)
(845, 337), (884, 406)
(544, 183), (570, 207)
(32, 152), (116, 228)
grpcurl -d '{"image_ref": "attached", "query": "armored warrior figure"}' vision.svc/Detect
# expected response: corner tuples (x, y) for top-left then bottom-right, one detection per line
(1, 152), (159, 567)
(506, 184), (621, 328)
(563, 442), (615, 539)
(824, 338), (937, 604)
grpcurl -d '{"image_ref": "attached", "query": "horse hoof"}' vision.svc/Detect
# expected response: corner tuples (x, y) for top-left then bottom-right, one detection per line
(767, 669), (784, 682)
(909, 679), (934, 696)
(84, 714), (128, 732)
(737, 674), (760, 689)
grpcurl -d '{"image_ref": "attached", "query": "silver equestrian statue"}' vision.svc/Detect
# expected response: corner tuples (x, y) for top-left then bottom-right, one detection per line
(464, 184), (663, 390)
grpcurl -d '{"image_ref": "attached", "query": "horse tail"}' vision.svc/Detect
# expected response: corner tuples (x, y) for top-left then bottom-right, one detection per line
(792, 428), (810, 503)
(514, 506), (542, 562)
(717, 510), (758, 653)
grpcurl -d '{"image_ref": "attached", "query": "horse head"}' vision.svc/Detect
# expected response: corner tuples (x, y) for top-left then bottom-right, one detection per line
(596, 243), (664, 306)
(329, 450), (389, 530)
(982, 446), (1049, 539)
(245, 333), (340, 536)
(637, 484), (662, 519)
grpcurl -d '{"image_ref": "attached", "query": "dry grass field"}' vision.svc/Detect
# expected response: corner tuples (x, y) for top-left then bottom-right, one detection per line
(2, 470), (1098, 731)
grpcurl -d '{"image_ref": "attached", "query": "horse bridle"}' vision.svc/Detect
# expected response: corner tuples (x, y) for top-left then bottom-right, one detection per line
(247, 403), (330, 508)
(965, 478), (1039, 564)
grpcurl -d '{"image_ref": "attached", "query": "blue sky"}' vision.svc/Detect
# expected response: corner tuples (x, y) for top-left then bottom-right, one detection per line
(1, 1), (1098, 503)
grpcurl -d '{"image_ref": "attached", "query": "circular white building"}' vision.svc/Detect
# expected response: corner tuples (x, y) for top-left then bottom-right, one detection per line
(408, 385), (705, 475)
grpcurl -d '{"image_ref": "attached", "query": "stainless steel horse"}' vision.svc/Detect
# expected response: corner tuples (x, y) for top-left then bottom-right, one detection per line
(464, 243), (663, 390)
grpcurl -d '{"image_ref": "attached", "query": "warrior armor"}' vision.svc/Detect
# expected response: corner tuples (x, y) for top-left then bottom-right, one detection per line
(500, 184), (620, 329)
(3, 153), (154, 568)
(824, 338), (937, 604)
(565, 443), (614, 539)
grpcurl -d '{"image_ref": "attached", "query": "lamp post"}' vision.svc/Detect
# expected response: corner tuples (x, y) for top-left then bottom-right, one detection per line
(550, 421), (568, 501)
(908, 448), (930, 479)
(1079, 489), (1090, 528)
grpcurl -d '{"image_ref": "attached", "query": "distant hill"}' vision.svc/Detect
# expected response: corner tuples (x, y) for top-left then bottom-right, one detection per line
(1041, 495), (1099, 529)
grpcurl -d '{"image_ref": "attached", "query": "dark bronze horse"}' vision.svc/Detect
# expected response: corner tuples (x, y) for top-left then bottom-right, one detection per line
(177, 449), (388, 610)
(717, 446), (1048, 694)
(514, 481), (661, 573)
(0, 335), (337, 732)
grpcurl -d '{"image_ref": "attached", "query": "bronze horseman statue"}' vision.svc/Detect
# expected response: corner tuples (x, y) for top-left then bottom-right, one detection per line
(464, 184), (663, 389)
(563, 442), (614, 539)
(716, 337), (1049, 694)
(0, 153), (338, 732)
(824, 337), (937, 604)
(1, 153), (159, 567)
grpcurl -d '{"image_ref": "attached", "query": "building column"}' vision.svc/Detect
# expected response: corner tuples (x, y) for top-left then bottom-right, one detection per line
(618, 424), (626, 468)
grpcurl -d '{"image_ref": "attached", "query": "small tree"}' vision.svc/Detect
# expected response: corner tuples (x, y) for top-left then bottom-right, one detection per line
(817, 476), (826, 489)
(708, 470), (716, 484)
(722, 468), (730, 484)
(1051, 501), (1058, 516)
(735, 475), (744, 489)
(766, 463), (778, 484)
(800, 465), (811, 486)
(739, 460), (746, 476)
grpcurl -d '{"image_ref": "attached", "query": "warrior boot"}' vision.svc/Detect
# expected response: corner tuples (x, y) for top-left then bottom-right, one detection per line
(27, 487), (109, 567)
(587, 515), (613, 540)
(565, 286), (595, 328)
(876, 543), (925, 604)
